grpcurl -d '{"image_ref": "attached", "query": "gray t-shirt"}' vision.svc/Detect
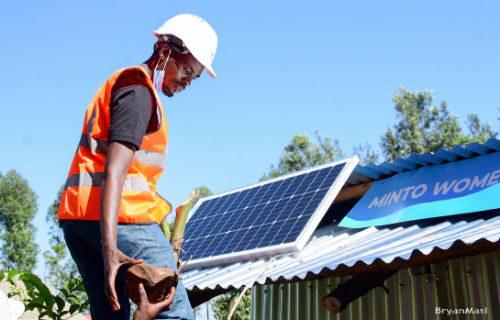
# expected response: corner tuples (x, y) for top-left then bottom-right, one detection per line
(108, 84), (154, 149)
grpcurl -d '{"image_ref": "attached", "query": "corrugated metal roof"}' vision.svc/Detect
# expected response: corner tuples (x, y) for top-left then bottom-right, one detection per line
(345, 138), (500, 187)
(251, 250), (500, 320)
(183, 211), (500, 291)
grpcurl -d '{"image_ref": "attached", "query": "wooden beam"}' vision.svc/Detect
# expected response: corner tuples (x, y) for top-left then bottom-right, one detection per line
(187, 288), (232, 307)
(334, 181), (374, 204)
(323, 270), (397, 313)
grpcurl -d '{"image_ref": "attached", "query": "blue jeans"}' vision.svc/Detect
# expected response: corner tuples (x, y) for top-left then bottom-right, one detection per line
(62, 221), (195, 320)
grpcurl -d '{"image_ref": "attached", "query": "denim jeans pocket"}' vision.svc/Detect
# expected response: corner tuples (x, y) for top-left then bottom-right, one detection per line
(117, 224), (139, 257)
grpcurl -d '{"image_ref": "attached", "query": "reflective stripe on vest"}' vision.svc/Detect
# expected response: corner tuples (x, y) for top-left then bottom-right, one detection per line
(58, 67), (172, 223)
(77, 110), (168, 168)
(64, 173), (151, 193)
(77, 110), (108, 153)
(133, 145), (168, 169)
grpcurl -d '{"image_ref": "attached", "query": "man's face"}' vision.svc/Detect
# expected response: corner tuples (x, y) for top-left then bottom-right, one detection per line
(161, 51), (204, 97)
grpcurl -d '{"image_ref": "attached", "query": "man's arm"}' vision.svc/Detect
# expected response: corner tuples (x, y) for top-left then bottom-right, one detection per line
(100, 140), (143, 311)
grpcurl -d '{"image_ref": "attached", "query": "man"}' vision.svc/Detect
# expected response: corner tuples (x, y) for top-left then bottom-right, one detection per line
(58, 14), (218, 320)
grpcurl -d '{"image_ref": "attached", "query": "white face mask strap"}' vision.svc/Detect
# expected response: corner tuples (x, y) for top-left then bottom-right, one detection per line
(155, 48), (172, 71)
(162, 49), (171, 71)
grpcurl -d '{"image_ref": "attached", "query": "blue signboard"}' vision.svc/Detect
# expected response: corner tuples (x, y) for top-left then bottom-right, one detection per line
(339, 152), (500, 228)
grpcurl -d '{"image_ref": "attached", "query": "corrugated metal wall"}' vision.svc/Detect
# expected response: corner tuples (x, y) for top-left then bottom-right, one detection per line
(251, 251), (500, 320)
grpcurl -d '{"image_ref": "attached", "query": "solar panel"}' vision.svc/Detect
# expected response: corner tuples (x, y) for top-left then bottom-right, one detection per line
(180, 156), (358, 270)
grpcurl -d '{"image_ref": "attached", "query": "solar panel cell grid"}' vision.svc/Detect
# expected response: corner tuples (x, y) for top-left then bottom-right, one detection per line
(178, 162), (348, 263)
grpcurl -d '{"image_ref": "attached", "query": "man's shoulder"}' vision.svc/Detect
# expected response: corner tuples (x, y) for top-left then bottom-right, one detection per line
(112, 67), (151, 96)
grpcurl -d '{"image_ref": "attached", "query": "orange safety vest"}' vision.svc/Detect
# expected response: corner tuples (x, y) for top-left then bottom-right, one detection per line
(58, 67), (171, 224)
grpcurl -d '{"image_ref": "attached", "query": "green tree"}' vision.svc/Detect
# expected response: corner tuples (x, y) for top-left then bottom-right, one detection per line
(43, 185), (88, 311)
(192, 303), (202, 319)
(211, 288), (251, 320)
(44, 186), (66, 288)
(0, 170), (39, 272)
(44, 185), (79, 289)
(353, 143), (380, 165)
(260, 130), (346, 181)
(191, 186), (214, 208)
(459, 113), (497, 146)
(381, 86), (461, 161)
(381, 86), (496, 162)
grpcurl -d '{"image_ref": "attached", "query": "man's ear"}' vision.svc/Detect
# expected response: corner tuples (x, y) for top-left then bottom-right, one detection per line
(159, 46), (172, 61)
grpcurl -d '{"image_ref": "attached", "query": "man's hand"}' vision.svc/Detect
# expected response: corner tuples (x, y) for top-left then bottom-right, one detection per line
(103, 247), (143, 311)
(133, 283), (175, 320)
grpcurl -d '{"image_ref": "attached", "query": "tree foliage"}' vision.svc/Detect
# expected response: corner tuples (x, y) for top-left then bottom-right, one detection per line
(381, 86), (496, 162)
(0, 269), (89, 320)
(43, 185), (88, 312)
(211, 288), (251, 320)
(460, 113), (497, 146)
(191, 186), (214, 208)
(261, 131), (345, 180)
(44, 185), (80, 290)
(353, 143), (380, 165)
(0, 170), (39, 272)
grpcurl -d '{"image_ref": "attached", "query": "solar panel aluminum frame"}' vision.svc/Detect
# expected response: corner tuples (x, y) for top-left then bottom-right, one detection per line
(183, 156), (359, 271)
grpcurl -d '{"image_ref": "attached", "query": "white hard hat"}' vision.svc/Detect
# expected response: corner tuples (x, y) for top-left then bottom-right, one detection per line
(0, 291), (25, 320)
(153, 14), (218, 78)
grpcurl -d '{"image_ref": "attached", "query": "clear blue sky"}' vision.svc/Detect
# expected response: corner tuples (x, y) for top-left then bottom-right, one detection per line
(1, 0), (499, 301)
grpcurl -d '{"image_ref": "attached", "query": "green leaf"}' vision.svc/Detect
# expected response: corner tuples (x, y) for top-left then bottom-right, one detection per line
(23, 279), (35, 290)
(59, 288), (69, 298)
(26, 301), (44, 309)
(69, 303), (80, 314)
(66, 294), (78, 300)
(19, 273), (54, 318)
(7, 291), (17, 298)
(39, 311), (48, 318)
(27, 296), (44, 307)
(68, 278), (78, 291)
(0, 270), (5, 282)
(67, 296), (78, 305)
(73, 284), (86, 292)
(54, 295), (65, 312)
(7, 270), (23, 285)
(59, 310), (69, 317)
(27, 289), (36, 299)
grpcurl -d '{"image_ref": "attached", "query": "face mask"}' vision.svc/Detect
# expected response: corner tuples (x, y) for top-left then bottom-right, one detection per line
(153, 50), (171, 94)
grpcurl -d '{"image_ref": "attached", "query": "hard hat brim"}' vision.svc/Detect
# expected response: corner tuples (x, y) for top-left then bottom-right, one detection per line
(205, 65), (217, 78)
(8, 299), (25, 320)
